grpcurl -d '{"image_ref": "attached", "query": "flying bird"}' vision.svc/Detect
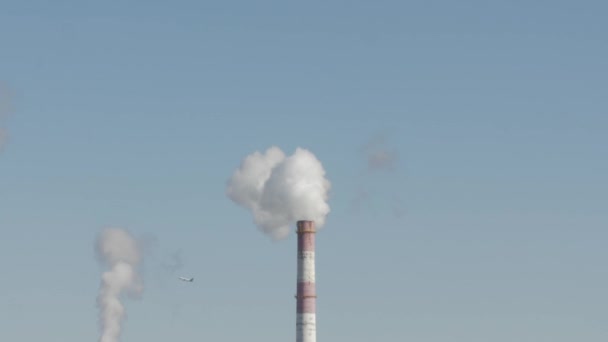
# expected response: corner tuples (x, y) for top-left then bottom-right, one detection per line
(178, 277), (194, 282)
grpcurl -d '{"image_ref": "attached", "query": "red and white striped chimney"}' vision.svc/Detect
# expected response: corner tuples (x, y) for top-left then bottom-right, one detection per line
(296, 220), (316, 342)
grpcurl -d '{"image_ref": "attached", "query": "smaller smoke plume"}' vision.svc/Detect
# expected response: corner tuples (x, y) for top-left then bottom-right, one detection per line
(95, 228), (144, 342)
(227, 146), (331, 240)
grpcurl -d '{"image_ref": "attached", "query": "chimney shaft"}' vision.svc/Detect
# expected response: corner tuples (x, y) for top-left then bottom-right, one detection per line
(296, 220), (317, 342)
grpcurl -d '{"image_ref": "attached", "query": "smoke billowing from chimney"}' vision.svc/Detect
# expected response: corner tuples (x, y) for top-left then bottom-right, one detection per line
(95, 228), (144, 342)
(226, 147), (331, 240)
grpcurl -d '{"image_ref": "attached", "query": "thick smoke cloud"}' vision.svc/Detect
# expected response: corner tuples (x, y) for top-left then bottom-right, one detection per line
(227, 146), (331, 240)
(95, 228), (144, 342)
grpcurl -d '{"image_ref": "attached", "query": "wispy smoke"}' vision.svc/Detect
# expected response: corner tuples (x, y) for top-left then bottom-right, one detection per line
(351, 134), (406, 218)
(133, 233), (186, 321)
(95, 228), (144, 342)
(361, 134), (399, 172)
(138, 233), (185, 275)
(0, 128), (6, 151)
(161, 249), (184, 274)
(0, 84), (12, 151)
(227, 146), (331, 240)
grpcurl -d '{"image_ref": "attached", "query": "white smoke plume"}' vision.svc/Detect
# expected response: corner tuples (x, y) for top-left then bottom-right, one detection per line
(95, 228), (144, 342)
(227, 146), (331, 240)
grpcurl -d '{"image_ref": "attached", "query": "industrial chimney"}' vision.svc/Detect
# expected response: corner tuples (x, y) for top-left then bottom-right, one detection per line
(296, 220), (317, 342)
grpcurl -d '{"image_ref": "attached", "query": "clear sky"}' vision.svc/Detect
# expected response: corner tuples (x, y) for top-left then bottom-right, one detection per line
(1, 1), (607, 341)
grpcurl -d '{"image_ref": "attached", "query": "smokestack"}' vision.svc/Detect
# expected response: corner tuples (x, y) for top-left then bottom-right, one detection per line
(296, 220), (317, 342)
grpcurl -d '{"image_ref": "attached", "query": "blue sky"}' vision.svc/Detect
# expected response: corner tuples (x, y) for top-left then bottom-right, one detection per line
(1, 1), (607, 341)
